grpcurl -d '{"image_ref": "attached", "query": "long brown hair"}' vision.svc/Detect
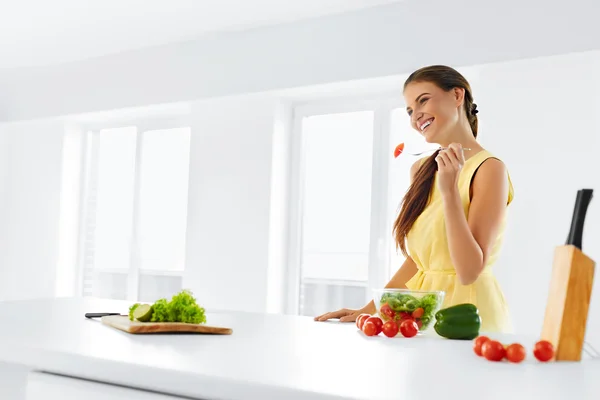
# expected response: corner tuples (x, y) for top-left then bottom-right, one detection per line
(393, 65), (479, 256)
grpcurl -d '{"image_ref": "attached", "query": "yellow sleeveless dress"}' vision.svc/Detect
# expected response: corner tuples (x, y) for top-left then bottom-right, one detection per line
(405, 150), (514, 333)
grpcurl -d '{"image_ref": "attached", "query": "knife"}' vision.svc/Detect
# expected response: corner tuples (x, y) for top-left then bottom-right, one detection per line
(565, 188), (594, 250)
(85, 312), (127, 319)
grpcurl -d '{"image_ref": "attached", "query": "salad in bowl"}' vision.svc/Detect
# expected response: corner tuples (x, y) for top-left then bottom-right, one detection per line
(372, 288), (445, 333)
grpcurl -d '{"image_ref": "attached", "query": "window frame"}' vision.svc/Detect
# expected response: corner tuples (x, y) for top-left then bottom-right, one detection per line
(285, 94), (404, 315)
(75, 116), (191, 301)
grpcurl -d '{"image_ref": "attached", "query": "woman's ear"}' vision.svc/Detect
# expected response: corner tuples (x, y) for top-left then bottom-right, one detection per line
(453, 87), (465, 108)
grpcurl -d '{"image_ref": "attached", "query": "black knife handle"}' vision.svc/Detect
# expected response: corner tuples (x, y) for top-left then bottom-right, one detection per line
(566, 189), (594, 250)
(85, 312), (123, 319)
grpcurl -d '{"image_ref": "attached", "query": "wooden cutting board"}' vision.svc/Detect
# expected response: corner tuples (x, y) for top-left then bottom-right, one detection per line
(101, 315), (233, 335)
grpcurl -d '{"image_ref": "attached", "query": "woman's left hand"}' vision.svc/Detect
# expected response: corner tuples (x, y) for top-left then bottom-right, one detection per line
(435, 143), (465, 196)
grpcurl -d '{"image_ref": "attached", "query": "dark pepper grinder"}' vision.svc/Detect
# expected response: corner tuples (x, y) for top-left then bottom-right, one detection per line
(541, 188), (595, 361)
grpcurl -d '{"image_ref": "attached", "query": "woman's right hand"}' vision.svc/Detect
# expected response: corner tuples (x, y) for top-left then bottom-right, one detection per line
(314, 302), (375, 322)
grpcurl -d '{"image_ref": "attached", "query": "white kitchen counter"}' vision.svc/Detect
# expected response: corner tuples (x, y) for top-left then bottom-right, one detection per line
(0, 297), (598, 400)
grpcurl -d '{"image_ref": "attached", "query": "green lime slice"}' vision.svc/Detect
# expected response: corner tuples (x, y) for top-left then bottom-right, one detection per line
(133, 303), (153, 322)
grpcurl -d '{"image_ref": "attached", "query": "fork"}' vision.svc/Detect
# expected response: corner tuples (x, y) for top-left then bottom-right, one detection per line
(402, 147), (472, 156)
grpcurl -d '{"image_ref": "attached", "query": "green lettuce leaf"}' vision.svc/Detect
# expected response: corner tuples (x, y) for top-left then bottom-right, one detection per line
(131, 289), (207, 324)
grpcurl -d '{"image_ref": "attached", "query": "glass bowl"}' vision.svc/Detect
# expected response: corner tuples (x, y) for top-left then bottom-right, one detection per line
(372, 288), (445, 334)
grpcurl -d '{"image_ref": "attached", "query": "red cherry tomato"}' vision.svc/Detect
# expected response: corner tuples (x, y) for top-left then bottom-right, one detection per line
(394, 143), (405, 158)
(400, 312), (412, 320)
(356, 314), (370, 330)
(473, 336), (490, 357)
(380, 303), (395, 320)
(506, 343), (526, 363)
(382, 321), (399, 338)
(365, 316), (383, 335)
(482, 340), (505, 362)
(415, 319), (423, 329)
(412, 308), (424, 319)
(362, 321), (377, 336)
(533, 340), (555, 362)
(400, 319), (418, 338)
(363, 313), (373, 323)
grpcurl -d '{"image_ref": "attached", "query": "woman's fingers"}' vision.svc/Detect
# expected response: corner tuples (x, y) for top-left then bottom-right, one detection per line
(438, 148), (461, 169)
(435, 151), (448, 168)
(447, 143), (465, 167)
(442, 150), (459, 169)
(314, 309), (349, 322)
(339, 311), (361, 322)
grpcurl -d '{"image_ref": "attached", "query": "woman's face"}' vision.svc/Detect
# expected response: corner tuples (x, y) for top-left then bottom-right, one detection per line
(403, 81), (463, 144)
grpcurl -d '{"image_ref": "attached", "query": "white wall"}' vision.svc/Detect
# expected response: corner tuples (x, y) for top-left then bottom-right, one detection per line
(183, 96), (289, 313)
(0, 0), (598, 122)
(0, 129), (7, 217)
(469, 51), (600, 340)
(0, 361), (28, 400)
(0, 121), (65, 301)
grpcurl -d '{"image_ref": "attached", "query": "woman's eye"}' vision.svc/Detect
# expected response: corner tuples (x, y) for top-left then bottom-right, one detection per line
(420, 98), (429, 104)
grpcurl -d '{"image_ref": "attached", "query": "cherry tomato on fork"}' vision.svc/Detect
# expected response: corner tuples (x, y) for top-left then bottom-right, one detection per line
(394, 143), (405, 158)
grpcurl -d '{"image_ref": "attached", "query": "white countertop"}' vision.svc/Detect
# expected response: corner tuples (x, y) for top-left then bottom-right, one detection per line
(0, 297), (599, 400)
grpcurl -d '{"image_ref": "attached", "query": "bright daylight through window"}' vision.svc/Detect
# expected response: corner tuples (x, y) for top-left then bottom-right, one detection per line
(292, 102), (431, 317)
(79, 125), (191, 302)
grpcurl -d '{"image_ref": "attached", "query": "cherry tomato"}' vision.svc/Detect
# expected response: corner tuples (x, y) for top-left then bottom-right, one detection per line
(380, 303), (395, 320)
(393, 143), (405, 158)
(482, 340), (505, 362)
(356, 313), (370, 330)
(382, 321), (399, 338)
(365, 316), (383, 335)
(505, 343), (526, 363)
(362, 321), (378, 336)
(533, 340), (555, 362)
(415, 319), (423, 329)
(473, 336), (490, 357)
(412, 308), (424, 319)
(400, 319), (418, 338)
(400, 312), (412, 320)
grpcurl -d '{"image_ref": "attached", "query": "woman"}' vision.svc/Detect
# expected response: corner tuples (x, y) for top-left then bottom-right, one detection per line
(315, 65), (514, 333)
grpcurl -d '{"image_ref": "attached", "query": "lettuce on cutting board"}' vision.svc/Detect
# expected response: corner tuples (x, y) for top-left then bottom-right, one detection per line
(129, 289), (207, 324)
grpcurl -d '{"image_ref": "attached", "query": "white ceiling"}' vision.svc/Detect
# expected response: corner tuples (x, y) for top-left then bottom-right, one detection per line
(0, 0), (401, 69)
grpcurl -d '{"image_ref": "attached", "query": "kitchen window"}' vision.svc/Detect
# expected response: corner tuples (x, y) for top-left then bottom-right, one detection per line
(77, 121), (191, 302)
(287, 98), (432, 316)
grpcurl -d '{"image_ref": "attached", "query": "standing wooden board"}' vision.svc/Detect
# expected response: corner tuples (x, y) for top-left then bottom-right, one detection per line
(541, 245), (594, 361)
(101, 315), (233, 335)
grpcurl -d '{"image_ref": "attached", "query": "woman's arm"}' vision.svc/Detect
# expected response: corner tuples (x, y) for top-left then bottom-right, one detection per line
(385, 256), (418, 290)
(440, 155), (509, 285)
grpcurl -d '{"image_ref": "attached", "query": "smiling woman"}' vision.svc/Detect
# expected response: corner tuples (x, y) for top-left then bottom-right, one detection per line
(315, 65), (515, 333)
